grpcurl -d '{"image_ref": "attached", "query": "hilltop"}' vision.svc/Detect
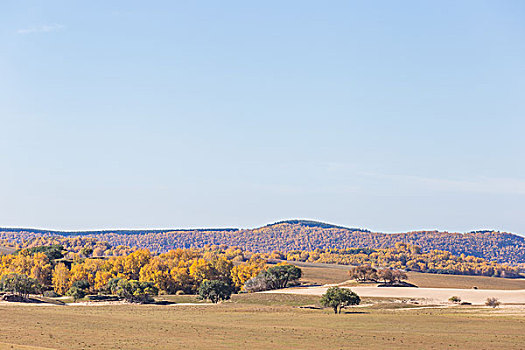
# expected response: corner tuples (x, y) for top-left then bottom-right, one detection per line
(1, 220), (524, 264)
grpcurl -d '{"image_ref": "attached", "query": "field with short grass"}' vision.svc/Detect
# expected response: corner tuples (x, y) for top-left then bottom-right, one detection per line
(295, 261), (525, 290)
(1, 293), (524, 350)
(406, 271), (525, 290)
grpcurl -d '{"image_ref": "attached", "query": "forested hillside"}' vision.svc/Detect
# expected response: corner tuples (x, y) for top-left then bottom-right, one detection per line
(1, 220), (524, 264)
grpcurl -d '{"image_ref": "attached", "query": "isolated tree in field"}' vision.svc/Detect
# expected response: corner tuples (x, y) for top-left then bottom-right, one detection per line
(0, 273), (41, 298)
(377, 269), (407, 284)
(263, 264), (302, 289)
(320, 287), (360, 314)
(485, 297), (500, 308)
(198, 279), (232, 303)
(348, 265), (377, 282)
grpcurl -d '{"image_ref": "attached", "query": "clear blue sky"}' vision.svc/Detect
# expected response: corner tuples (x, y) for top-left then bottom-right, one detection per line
(1, 1), (524, 234)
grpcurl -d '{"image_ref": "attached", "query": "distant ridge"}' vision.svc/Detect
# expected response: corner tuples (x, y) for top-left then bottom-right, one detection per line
(267, 219), (370, 232)
(0, 227), (239, 236)
(1, 220), (524, 264)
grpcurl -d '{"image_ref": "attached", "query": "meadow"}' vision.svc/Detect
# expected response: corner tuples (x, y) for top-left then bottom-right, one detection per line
(298, 261), (525, 289)
(1, 293), (524, 350)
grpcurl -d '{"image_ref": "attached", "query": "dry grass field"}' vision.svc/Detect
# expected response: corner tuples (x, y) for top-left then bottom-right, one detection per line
(1, 294), (524, 350)
(296, 261), (525, 290)
(406, 271), (525, 290)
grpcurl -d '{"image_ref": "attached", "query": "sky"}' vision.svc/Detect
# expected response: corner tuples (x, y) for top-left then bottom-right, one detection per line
(0, 1), (524, 234)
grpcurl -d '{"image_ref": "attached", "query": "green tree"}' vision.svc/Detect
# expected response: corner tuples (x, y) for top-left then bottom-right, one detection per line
(114, 279), (158, 303)
(105, 277), (123, 294)
(20, 245), (64, 260)
(80, 247), (93, 258)
(71, 279), (90, 290)
(0, 273), (41, 298)
(198, 279), (232, 303)
(66, 286), (86, 301)
(320, 287), (360, 314)
(263, 265), (302, 289)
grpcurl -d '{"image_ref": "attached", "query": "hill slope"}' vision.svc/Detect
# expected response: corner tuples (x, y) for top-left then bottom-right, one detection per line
(0, 245), (16, 255)
(1, 220), (524, 264)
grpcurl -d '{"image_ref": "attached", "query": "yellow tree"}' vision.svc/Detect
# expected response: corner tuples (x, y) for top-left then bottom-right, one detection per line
(122, 249), (151, 280)
(139, 257), (174, 293)
(52, 263), (70, 295)
(231, 260), (265, 291)
(29, 253), (52, 285)
(189, 258), (214, 285)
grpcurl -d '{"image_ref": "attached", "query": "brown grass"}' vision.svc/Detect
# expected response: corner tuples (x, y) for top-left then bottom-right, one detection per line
(293, 261), (525, 290)
(0, 294), (524, 350)
(406, 271), (525, 290)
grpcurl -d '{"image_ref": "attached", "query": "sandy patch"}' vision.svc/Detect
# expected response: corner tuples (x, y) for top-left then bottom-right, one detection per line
(262, 286), (525, 305)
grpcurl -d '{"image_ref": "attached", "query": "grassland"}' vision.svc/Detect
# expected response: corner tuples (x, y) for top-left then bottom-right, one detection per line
(296, 261), (525, 290)
(406, 271), (525, 290)
(1, 293), (524, 350)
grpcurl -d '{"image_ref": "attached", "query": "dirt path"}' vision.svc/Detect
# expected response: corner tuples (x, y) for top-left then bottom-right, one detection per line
(262, 286), (525, 305)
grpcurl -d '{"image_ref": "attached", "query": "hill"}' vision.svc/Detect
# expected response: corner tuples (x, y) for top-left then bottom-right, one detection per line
(0, 245), (16, 255)
(1, 220), (524, 264)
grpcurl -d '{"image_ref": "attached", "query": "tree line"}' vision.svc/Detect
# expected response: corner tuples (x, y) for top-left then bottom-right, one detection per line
(0, 245), (304, 303)
(2, 221), (524, 264)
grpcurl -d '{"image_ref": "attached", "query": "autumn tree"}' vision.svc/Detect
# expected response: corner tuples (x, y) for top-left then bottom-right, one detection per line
(52, 263), (70, 295)
(485, 297), (500, 308)
(231, 259), (265, 291)
(348, 265), (377, 282)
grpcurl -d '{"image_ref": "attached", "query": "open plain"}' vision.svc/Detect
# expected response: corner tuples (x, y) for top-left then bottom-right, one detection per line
(1, 294), (525, 350)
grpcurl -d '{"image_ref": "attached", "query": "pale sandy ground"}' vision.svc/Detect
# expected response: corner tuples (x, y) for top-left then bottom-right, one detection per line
(262, 285), (525, 305)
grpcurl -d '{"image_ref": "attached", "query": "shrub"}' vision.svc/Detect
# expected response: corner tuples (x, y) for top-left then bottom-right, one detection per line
(66, 286), (86, 301)
(320, 287), (361, 314)
(448, 296), (461, 303)
(43, 290), (59, 298)
(485, 297), (500, 308)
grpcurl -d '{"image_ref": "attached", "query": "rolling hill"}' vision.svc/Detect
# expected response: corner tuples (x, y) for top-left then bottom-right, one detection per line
(0, 245), (16, 255)
(1, 220), (524, 264)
